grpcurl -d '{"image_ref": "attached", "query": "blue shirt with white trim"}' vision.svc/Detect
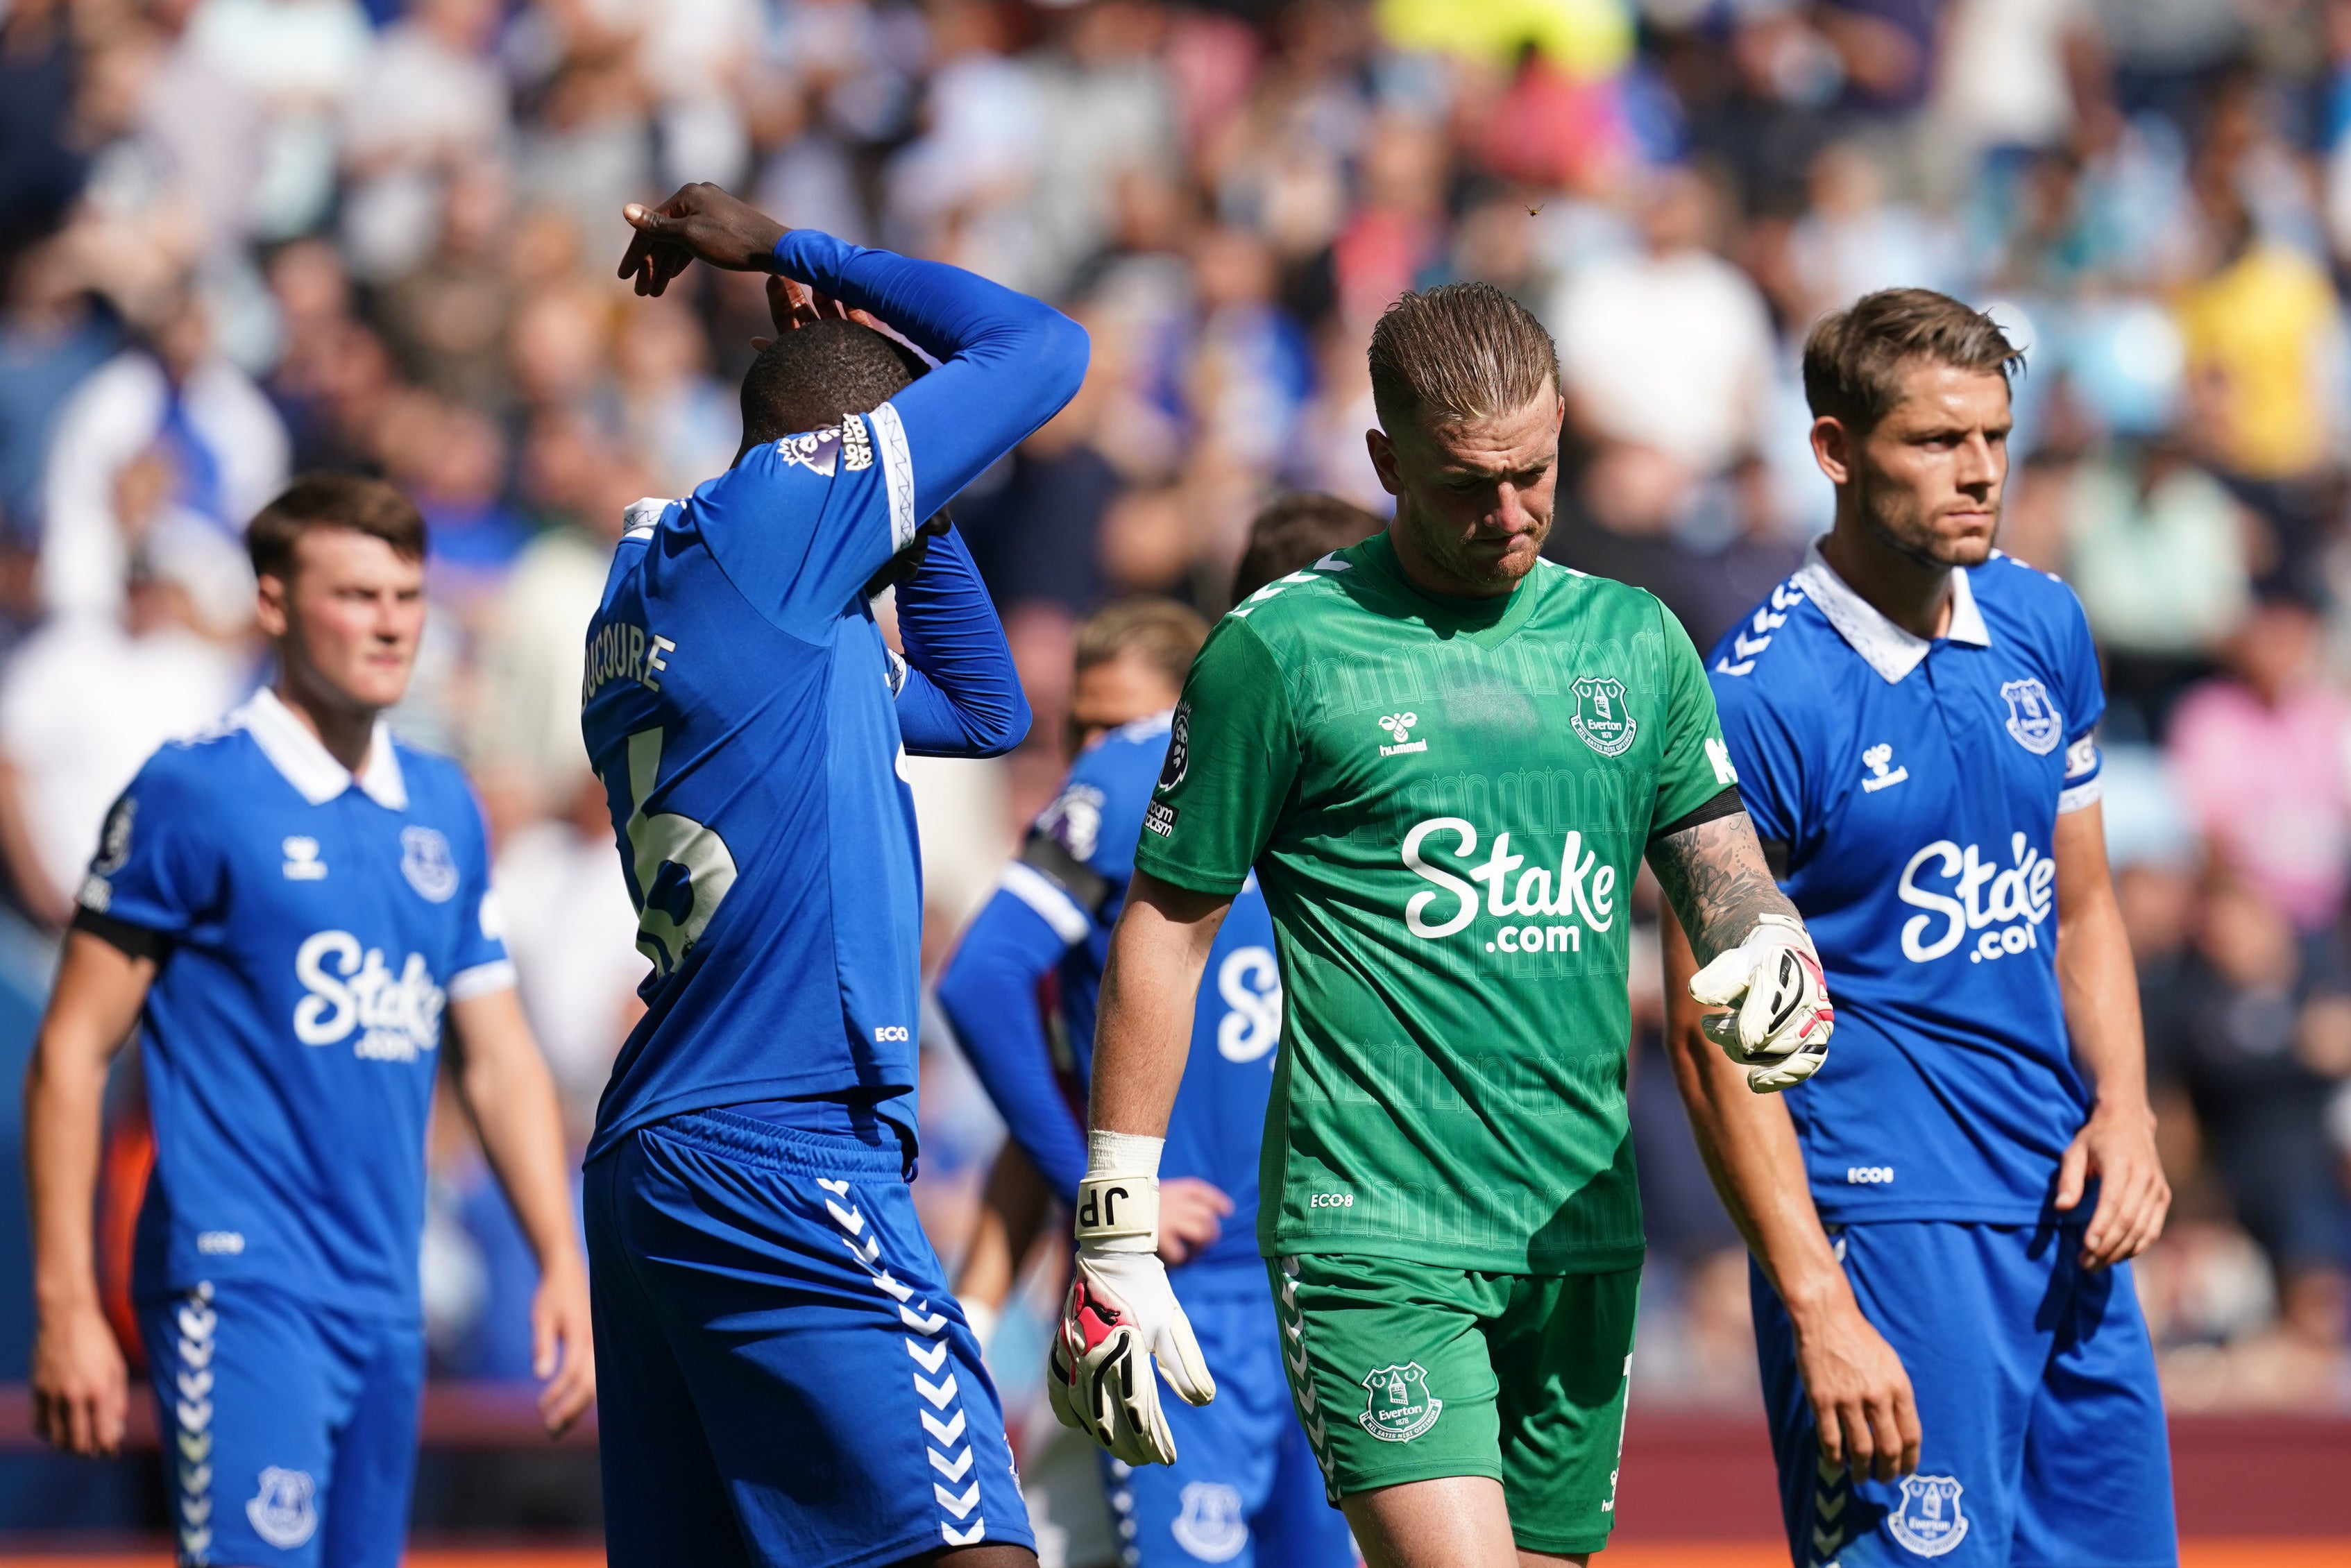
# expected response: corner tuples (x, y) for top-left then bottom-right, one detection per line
(76, 689), (512, 1317)
(936, 713), (1281, 1279)
(1707, 545), (2106, 1225)
(579, 230), (1084, 1164)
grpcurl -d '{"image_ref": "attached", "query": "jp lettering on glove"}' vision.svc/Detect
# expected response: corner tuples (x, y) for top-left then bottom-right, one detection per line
(1688, 912), (1835, 1093)
(1049, 1132), (1214, 1465)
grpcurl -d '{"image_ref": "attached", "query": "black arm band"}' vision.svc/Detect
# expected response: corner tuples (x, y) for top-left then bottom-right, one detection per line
(1648, 785), (1747, 846)
(70, 905), (172, 963)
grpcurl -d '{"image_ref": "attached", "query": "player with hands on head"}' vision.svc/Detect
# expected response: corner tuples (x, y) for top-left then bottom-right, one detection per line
(26, 475), (593, 1568)
(1667, 287), (2173, 1568)
(582, 183), (1083, 1568)
(1073, 283), (1831, 1568)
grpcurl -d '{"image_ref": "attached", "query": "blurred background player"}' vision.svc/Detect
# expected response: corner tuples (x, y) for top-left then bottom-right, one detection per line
(1062, 282), (1831, 1568)
(1666, 289), (2174, 1567)
(939, 491), (1377, 1568)
(581, 182), (1082, 1568)
(24, 474), (593, 1567)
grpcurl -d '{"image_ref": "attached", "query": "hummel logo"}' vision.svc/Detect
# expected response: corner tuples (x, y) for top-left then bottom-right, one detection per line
(282, 837), (327, 880)
(1377, 713), (1426, 756)
(1861, 744), (1910, 794)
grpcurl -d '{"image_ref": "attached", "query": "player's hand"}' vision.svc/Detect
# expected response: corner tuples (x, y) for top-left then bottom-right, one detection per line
(1688, 913), (1835, 1093)
(31, 1299), (128, 1457)
(1790, 1286), (1919, 1483)
(529, 1257), (597, 1437)
(618, 183), (788, 296)
(2055, 1100), (2169, 1268)
(1049, 1172), (1214, 1465)
(750, 275), (891, 351)
(1155, 1177), (1233, 1266)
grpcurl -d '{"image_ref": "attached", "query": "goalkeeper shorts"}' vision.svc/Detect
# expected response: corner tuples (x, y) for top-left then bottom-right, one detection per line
(1268, 1252), (1638, 1557)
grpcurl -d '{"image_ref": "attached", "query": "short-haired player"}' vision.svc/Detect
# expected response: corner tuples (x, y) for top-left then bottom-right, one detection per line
(1666, 288), (2173, 1567)
(1058, 285), (1835, 1566)
(27, 474), (594, 1567)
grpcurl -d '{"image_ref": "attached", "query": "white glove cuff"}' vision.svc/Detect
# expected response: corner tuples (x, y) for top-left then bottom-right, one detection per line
(1079, 1132), (1164, 1255)
(1087, 1130), (1164, 1179)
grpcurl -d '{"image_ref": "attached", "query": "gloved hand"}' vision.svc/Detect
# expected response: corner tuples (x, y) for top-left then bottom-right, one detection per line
(1048, 1135), (1214, 1465)
(1688, 912), (1835, 1093)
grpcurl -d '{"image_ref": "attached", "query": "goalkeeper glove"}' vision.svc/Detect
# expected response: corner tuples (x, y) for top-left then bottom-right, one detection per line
(1048, 1132), (1214, 1465)
(1688, 912), (1835, 1093)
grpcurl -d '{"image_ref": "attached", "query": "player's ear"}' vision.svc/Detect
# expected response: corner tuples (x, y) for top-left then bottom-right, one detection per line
(1365, 427), (1402, 497)
(1810, 416), (1853, 488)
(254, 572), (291, 640)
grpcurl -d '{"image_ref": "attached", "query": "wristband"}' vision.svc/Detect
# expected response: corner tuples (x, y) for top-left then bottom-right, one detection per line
(1087, 1129), (1163, 1178)
(1074, 1173), (1157, 1251)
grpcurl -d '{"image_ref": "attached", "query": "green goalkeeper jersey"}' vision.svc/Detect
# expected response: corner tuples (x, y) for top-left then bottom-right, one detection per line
(1134, 531), (1737, 1275)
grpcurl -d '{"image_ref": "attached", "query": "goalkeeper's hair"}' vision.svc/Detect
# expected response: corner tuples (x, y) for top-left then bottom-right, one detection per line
(1367, 282), (1559, 432)
(1230, 491), (1383, 604)
(1802, 289), (2023, 434)
(246, 473), (425, 583)
(739, 319), (928, 446)
(1074, 599), (1209, 691)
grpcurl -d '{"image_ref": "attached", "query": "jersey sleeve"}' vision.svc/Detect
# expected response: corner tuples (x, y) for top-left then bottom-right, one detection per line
(2053, 582), (2107, 815)
(1707, 654), (1807, 858)
(688, 414), (919, 634)
(446, 791), (516, 1001)
(71, 753), (221, 946)
(934, 887), (1089, 1202)
(1649, 602), (1740, 834)
(1130, 620), (1298, 897)
(890, 525), (1030, 758)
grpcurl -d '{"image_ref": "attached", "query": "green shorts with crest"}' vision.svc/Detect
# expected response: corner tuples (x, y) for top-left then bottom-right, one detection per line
(1270, 1252), (1639, 1556)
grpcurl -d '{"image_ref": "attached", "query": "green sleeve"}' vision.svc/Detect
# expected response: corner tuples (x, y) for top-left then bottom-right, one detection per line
(1650, 600), (1738, 832)
(1131, 617), (1298, 896)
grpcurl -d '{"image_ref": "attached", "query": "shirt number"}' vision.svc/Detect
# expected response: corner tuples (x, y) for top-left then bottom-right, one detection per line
(604, 726), (738, 977)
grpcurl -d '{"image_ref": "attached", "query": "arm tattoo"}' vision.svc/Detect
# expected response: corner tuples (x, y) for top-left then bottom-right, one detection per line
(1646, 812), (1800, 966)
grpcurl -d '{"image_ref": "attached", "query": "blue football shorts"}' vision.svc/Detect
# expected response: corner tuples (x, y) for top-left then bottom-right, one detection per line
(585, 1107), (1033, 1568)
(1752, 1220), (2175, 1568)
(1099, 1268), (1355, 1568)
(137, 1281), (423, 1568)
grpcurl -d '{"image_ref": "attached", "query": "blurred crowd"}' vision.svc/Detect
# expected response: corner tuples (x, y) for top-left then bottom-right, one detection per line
(4, 0), (2351, 1444)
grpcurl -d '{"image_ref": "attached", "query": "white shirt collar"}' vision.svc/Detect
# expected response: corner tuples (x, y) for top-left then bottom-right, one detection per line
(237, 686), (407, 810)
(1793, 538), (1989, 685)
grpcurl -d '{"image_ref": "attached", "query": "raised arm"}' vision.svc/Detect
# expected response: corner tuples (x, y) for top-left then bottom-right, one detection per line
(1659, 905), (1919, 1482)
(890, 525), (1030, 758)
(26, 932), (153, 1456)
(620, 184), (1087, 518)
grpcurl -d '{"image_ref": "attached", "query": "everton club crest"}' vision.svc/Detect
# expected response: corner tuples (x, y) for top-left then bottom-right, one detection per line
(1570, 676), (1638, 758)
(1998, 678), (2062, 756)
(1359, 1362), (1443, 1443)
(1887, 1474), (1969, 1558)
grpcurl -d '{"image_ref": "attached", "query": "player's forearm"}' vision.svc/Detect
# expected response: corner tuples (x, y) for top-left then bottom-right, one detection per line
(450, 994), (586, 1279)
(1647, 811), (1803, 966)
(1660, 911), (1850, 1318)
(2053, 806), (2151, 1116)
(26, 935), (151, 1316)
(891, 526), (1029, 758)
(1089, 874), (1229, 1139)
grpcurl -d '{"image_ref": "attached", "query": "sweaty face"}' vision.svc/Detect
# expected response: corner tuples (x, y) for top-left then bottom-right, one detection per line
(260, 529), (427, 715)
(1370, 392), (1564, 597)
(1831, 361), (2012, 570)
(1067, 651), (1182, 758)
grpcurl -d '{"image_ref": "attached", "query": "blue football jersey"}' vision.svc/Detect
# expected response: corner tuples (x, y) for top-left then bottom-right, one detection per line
(78, 689), (511, 1315)
(578, 230), (1085, 1164)
(1708, 545), (2107, 1225)
(997, 713), (1281, 1273)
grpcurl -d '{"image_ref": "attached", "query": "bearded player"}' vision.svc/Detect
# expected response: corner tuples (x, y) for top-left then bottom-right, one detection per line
(1664, 289), (2173, 1568)
(1051, 282), (1837, 1567)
